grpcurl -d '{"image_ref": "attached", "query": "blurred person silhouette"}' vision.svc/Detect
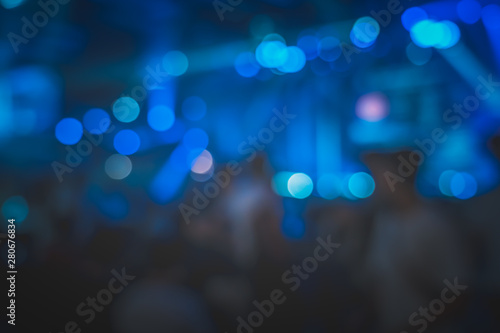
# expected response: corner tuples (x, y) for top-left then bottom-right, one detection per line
(111, 234), (216, 333)
(459, 133), (500, 331)
(363, 150), (467, 333)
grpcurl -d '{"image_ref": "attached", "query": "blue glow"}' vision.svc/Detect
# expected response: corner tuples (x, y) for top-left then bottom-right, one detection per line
(281, 216), (305, 239)
(401, 7), (429, 31)
(351, 17), (380, 46)
(451, 172), (477, 199)
(287, 173), (313, 199)
(150, 145), (190, 203)
(182, 96), (207, 121)
(158, 119), (185, 144)
(318, 36), (342, 61)
(278, 47), (306, 73)
(341, 175), (358, 200)
(350, 30), (376, 49)
(406, 42), (432, 65)
(98, 193), (129, 221)
(113, 129), (141, 155)
(297, 35), (319, 60)
(182, 128), (209, 150)
(2, 196), (28, 222)
(250, 15), (275, 39)
(482, 4), (500, 30)
(317, 174), (341, 199)
(1, 0), (24, 9)
(113, 97), (140, 123)
(411, 20), (452, 48)
(272, 171), (295, 197)
(348, 172), (375, 199)
(457, 0), (482, 24)
(438, 170), (457, 196)
(83, 108), (110, 134)
(255, 41), (288, 68)
(162, 50), (188, 76)
(105, 154), (132, 180)
(234, 52), (260, 78)
(55, 118), (83, 145)
(434, 21), (461, 49)
(148, 105), (175, 131)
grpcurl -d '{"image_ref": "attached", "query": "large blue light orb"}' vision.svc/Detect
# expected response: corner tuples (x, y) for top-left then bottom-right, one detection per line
(113, 97), (140, 123)
(457, 0), (482, 24)
(235, 52), (261, 78)
(350, 17), (380, 48)
(83, 108), (110, 134)
(55, 118), (83, 145)
(162, 50), (188, 76)
(148, 105), (175, 132)
(348, 172), (375, 199)
(256, 41), (289, 68)
(113, 129), (141, 155)
(287, 173), (313, 199)
(401, 7), (428, 31)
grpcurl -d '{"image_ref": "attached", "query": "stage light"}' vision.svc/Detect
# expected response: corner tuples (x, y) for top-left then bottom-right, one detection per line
(457, 0), (482, 24)
(191, 150), (213, 174)
(83, 108), (110, 134)
(105, 154), (133, 180)
(317, 174), (341, 199)
(350, 17), (380, 48)
(482, 4), (500, 30)
(234, 52), (261, 78)
(113, 97), (140, 123)
(2, 196), (28, 222)
(318, 36), (342, 61)
(256, 40), (288, 68)
(147, 105), (175, 132)
(278, 46), (306, 73)
(348, 172), (375, 199)
(287, 173), (313, 199)
(355, 92), (389, 122)
(297, 35), (319, 60)
(451, 172), (477, 199)
(113, 129), (141, 155)
(182, 128), (209, 150)
(401, 7), (428, 31)
(55, 118), (83, 145)
(163, 50), (188, 76)
(406, 42), (433, 66)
